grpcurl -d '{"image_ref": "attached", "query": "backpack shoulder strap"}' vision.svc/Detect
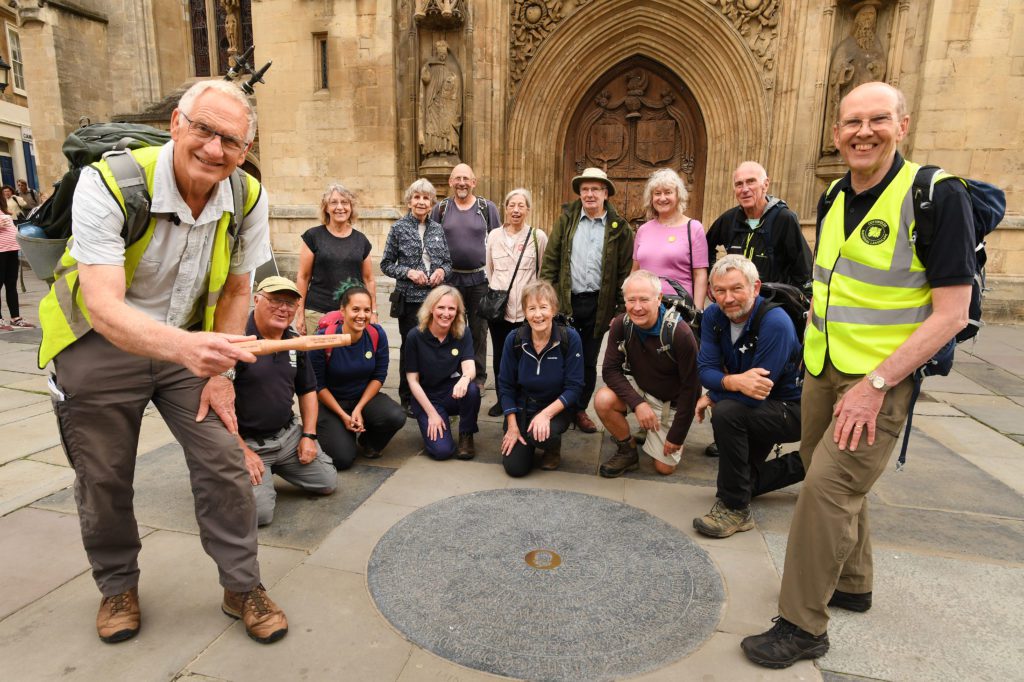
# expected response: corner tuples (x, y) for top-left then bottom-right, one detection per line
(437, 197), (449, 224)
(104, 150), (152, 246)
(512, 324), (531, 360)
(911, 165), (943, 247)
(366, 323), (380, 353)
(816, 179), (845, 241)
(477, 197), (492, 230)
(659, 308), (680, 363)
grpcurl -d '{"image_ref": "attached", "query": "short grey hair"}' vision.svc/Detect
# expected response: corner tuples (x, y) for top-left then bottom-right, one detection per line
(404, 178), (437, 205)
(177, 80), (257, 143)
(709, 254), (760, 288)
(504, 187), (533, 209)
(320, 183), (358, 225)
(621, 269), (663, 297)
(643, 168), (689, 220)
(735, 161), (767, 182)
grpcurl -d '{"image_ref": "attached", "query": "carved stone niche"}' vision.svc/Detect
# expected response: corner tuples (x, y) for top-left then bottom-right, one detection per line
(817, 0), (897, 179)
(418, 37), (464, 191)
(415, 0), (465, 30)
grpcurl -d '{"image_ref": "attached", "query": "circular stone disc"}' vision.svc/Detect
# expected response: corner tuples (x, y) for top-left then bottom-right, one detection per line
(368, 488), (724, 681)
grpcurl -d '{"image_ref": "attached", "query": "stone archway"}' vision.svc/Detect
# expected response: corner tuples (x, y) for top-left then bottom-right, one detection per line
(563, 56), (707, 227)
(506, 0), (770, 231)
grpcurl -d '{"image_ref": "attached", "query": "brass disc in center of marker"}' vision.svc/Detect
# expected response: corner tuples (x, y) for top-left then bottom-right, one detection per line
(525, 549), (561, 569)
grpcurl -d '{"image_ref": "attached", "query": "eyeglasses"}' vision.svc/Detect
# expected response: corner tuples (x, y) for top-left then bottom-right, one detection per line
(838, 114), (895, 133)
(179, 112), (248, 154)
(258, 294), (299, 311)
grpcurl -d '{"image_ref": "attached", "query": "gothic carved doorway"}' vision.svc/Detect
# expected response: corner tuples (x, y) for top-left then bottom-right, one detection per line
(563, 57), (707, 227)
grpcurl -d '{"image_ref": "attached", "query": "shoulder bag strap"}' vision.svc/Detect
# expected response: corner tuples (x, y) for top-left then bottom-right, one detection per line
(505, 227), (532, 291)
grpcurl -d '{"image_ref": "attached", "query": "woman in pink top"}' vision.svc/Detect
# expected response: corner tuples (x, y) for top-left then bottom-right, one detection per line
(0, 194), (30, 329)
(632, 168), (708, 309)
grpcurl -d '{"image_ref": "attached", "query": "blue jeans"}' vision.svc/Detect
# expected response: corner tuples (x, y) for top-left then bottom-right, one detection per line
(413, 381), (481, 460)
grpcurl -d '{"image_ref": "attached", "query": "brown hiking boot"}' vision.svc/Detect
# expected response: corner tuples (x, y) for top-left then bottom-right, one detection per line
(540, 441), (561, 470)
(693, 500), (754, 538)
(223, 584), (288, 644)
(574, 411), (598, 433)
(96, 587), (140, 643)
(456, 433), (476, 460)
(599, 436), (639, 478)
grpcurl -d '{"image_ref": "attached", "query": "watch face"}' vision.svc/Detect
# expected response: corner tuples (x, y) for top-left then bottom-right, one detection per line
(871, 375), (884, 389)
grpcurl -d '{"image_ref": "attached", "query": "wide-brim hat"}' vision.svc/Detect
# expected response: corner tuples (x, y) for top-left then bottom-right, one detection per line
(256, 275), (301, 297)
(572, 167), (616, 196)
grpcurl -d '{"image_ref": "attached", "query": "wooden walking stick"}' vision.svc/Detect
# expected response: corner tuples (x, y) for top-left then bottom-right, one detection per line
(232, 334), (352, 356)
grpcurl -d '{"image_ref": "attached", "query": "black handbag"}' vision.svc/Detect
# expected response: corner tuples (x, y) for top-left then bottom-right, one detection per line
(388, 289), (406, 318)
(479, 228), (533, 322)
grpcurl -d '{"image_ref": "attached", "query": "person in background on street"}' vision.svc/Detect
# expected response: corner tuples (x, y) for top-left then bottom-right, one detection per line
(3, 186), (27, 222)
(540, 167), (633, 434)
(294, 183), (375, 334)
(0, 193), (31, 329)
(310, 280), (405, 469)
(497, 281), (583, 476)
(380, 178), (452, 416)
(483, 187), (547, 417)
(693, 255), (804, 539)
(233, 276), (336, 527)
(405, 285), (480, 460)
(595, 270), (700, 477)
(632, 167), (708, 308)
(17, 179), (42, 211)
(430, 163), (500, 391)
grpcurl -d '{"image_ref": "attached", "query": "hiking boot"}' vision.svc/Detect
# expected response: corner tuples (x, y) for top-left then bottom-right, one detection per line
(540, 441), (561, 471)
(487, 401), (503, 417)
(741, 616), (829, 669)
(223, 584), (288, 644)
(829, 589), (872, 612)
(456, 433), (476, 460)
(574, 411), (598, 433)
(693, 500), (754, 538)
(599, 436), (639, 478)
(704, 441), (719, 457)
(362, 446), (383, 460)
(401, 401), (414, 418)
(96, 587), (141, 643)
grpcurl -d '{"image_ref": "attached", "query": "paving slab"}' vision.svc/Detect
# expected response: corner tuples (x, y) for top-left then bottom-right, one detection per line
(0, 507), (91, 619)
(628, 631), (821, 681)
(0, 529), (304, 682)
(706, 544), (784, 637)
(35, 442), (393, 552)
(506, 467), (627, 500)
(4, 373), (50, 391)
(0, 460), (75, 516)
(906, 399), (964, 416)
(306, 498), (419, 575)
(0, 347), (47, 374)
(952, 361), (1024, 396)
(0, 411), (61, 464)
(913, 414), (1024, 495)
(27, 445), (71, 467)
(397, 648), (509, 682)
(927, 392), (1024, 435)
(763, 533), (1024, 682)
(0, 386), (48, 411)
(915, 369), (993, 395)
(189, 564), (413, 682)
(370, 456), (512, 509)
(0, 397), (55, 427)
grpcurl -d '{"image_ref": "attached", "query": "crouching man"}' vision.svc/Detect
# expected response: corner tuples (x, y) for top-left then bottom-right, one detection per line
(235, 276), (337, 526)
(693, 255), (804, 538)
(595, 270), (701, 477)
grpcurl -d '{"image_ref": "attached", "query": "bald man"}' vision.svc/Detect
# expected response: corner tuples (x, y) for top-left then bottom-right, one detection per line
(430, 163), (500, 391)
(741, 82), (975, 667)
(706, 161), (811, 294)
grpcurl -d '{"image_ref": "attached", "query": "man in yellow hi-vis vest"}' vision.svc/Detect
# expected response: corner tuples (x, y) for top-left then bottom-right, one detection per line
(40, 80), (289, 645)
(742, 82), (975, 667)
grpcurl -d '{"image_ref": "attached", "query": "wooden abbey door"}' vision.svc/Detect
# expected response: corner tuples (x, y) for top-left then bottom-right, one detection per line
(563, 57), (707, 227)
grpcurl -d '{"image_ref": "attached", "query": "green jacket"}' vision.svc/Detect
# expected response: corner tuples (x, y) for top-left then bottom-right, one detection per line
(540, 199), (634, 338)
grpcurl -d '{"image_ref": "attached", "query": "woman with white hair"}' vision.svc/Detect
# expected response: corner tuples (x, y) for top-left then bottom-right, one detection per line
(632, 167), (709, 309)
(380, 178), (453, 414)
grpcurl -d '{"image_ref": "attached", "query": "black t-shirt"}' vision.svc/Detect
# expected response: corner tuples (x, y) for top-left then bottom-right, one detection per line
(404, 326), (475, 396)
(235, 314), (316, 438)
(301, 225), (373, 313)
(815, 153), (976, 288)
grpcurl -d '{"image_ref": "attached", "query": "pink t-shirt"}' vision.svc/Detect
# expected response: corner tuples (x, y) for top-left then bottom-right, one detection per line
(633, 218), (709, 296)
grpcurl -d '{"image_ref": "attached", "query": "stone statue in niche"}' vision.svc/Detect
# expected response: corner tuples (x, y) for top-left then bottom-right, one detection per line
(219, 0), (241, 58)
(419, 40), (462, 159)
(822, 1), (887, 153)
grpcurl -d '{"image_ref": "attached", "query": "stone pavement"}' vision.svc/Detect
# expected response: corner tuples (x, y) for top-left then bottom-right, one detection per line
(0, 272), (1021, 681)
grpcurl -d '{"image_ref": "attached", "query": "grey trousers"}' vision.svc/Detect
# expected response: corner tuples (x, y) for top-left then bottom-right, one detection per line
(52, 331), (260, 597)
(245, 417), (337, 526)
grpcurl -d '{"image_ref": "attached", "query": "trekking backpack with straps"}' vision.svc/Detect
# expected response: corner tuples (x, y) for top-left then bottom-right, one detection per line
(709, 282), (809, 374)
(20, 123), (252, 278)
(316, 310), (379, 361)
(511, 322), (570, 362)
(821, 166), (1006, 468)
(436, 196), (494, 230)
(618, 278), (702, 374)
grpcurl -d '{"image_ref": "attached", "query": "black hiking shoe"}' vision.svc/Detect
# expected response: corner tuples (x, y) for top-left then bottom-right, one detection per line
(741, 616), (829, 669)
(829, 589), (872, 612)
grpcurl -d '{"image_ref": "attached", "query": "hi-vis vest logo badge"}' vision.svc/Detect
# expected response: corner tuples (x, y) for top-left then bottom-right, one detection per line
(860, 219), (889, 245)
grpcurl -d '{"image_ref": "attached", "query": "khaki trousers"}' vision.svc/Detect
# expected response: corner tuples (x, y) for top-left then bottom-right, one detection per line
(778, 359), (912, 635)
(52, 331), (260, 597)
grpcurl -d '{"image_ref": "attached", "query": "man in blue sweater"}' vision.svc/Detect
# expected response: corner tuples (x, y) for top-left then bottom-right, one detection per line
(693, 255), (805, 538)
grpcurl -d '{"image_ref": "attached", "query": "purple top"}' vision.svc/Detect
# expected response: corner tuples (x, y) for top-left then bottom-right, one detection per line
(633, 218), (709, 297)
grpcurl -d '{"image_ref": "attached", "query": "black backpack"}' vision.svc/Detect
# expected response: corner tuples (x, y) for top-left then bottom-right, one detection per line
(436, 196), (495, 230)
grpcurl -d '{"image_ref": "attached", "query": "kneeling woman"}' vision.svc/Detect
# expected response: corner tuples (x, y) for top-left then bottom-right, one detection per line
(497, 281), (584, 477)
(310, 282), (406, 469)
(406, 286), (481, 460)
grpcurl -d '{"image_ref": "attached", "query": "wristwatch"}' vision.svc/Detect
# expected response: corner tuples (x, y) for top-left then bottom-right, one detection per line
(219, 368), (237, 381)
(301, 432), (318, 441)
(866, 371), (890, 392)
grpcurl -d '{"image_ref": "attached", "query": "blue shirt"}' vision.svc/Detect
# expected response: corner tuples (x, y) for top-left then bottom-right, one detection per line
(309, 324), (389, 402)
(405, 326), (475, 396)
(497, 324), (584, 415)
(570, 210), (605, 293)
(698, 297), (802, 406)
